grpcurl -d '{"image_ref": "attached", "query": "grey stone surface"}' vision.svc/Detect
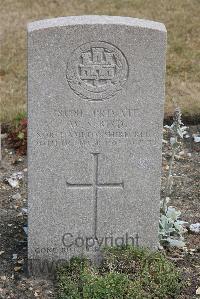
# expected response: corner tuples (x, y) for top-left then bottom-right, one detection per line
(28, 15), (167, 263)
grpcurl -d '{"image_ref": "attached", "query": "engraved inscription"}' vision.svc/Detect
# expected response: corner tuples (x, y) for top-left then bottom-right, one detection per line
(32, 106), (159, 148)
(66, 153), (124, 238)
(66, 42), (128, 101)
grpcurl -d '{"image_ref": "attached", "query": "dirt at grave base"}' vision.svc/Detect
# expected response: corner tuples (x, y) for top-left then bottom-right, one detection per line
(0, 125), (199, 299)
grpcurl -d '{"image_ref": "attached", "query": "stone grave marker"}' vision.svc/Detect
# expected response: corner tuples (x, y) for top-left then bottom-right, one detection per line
(28, 16), (167, 265)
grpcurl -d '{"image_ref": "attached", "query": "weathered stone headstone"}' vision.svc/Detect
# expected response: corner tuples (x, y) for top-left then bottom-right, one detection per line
(28, 16), (166, 265)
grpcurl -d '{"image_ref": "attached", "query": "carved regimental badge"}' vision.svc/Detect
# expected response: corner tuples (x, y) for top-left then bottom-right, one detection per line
(66, 41), (128, 101)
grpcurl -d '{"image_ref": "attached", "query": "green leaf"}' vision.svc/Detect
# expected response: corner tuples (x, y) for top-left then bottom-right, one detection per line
(167, 238), (186, 248)
(17, 132), (24, 139)
(166, 207), (181, 221)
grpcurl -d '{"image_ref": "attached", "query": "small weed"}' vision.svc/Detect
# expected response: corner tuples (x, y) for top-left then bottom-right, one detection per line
(14, 111), (27, 127)
(56, 246), (181, 299)
(160, 107), (188, 248)
(7, 113), (27, 155)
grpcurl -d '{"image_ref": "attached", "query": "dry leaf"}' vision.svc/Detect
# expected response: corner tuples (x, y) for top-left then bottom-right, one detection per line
(196, 287), (200, 295)
(17, 212), (23, 217)
(0, 276), (7, 281)
(34, 291), (39, 297)
(14, 266), (21, 272)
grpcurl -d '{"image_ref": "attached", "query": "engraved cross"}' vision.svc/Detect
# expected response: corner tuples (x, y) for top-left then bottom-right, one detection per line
(66, 153), (124, 238)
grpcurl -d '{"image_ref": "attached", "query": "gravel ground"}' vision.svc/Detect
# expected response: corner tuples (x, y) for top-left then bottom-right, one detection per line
(0, 125), (199, 299)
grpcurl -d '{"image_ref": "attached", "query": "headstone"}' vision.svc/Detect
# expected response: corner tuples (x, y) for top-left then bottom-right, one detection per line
(28, 16), (166, 266)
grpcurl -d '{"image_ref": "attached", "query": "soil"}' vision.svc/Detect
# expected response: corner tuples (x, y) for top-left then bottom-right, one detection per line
(0, 125), (199, 299)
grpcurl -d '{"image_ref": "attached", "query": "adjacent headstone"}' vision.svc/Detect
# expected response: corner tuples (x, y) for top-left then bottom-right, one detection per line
(28, 16), (166, 266)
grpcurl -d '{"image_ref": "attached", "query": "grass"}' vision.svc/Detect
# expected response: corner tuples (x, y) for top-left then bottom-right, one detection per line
(0, 0), (200, 122)
(56, 246), (182, 299)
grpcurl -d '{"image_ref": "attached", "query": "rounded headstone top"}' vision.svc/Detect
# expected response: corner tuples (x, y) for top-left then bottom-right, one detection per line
(27, 15), (166, 33)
